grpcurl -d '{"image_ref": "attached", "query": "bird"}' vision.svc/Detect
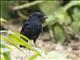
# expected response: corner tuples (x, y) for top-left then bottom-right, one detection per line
(20, 12), (47, 45)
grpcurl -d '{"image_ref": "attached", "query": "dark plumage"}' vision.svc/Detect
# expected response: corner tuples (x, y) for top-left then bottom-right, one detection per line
(20, 12), (47, 43)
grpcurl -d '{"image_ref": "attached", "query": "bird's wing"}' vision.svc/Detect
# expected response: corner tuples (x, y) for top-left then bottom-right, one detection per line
(20, 22), (33, 35)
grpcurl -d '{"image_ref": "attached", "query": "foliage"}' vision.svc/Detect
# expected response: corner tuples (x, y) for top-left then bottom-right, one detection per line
(52, 24), (65, 43)
(1, 36), (73, 60)
(1, 32), (41, 60)
(1, 37), (71, 60)
(1, 0), (79, 59)
(1, 18), (41, 60)
(0, 18), (71, 60)
(1, 1), (80, 44)
(1, 0), (80, 43)
(39, 1), (80, 43)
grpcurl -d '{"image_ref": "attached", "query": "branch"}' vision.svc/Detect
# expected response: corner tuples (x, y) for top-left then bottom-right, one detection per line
(12, 1), (44, 10)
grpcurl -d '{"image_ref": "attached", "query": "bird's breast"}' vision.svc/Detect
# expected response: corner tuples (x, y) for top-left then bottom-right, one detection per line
(31, 21), (42, 33)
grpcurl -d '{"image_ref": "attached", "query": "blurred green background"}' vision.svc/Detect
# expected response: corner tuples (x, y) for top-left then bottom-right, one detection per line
(0, 0), (80, 60)
(0, 0), (80, 44)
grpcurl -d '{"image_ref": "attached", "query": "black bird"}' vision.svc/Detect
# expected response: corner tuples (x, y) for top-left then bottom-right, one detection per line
(20, 12), (47, 44)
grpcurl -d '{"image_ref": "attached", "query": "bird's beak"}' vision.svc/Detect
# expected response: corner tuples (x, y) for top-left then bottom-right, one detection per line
(44, 16), (48, 19)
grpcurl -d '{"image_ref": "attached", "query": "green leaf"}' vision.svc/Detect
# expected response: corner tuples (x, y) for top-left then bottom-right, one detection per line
(71, 21), (80, 32)
(1, 18), (7, 22)
(54, 8), (71, 25)
(39, 1), (60, 15)
(43, 15), (56, 27)
(1, 31), (41, 56)
(1, 48), (11, 60)
(8, 32), (34, 50)
(63, 1), (80, 11)
(1, 35), (23, 52)
(28, 53), (39, 60)
(71, 7), (80, 32)
(52, 24), (65, 43)
(0, 42), (11, 49)
(1, 54), (6, 60)
(72, 7), (80, 21)
(14, 32), (30, 41)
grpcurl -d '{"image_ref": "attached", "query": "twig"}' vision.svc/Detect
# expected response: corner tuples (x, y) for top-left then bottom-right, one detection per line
(63, 1), (80, 11)
(17, 11), (28, 20)
(12, 1), (44, 10)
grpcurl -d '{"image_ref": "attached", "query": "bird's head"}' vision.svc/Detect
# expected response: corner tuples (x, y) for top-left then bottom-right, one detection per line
(30, 12), (47, 22)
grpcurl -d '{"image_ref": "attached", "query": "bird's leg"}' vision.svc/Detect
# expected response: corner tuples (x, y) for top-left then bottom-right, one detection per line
(34, 39), (36, 43)
(34, 39), (37, 47)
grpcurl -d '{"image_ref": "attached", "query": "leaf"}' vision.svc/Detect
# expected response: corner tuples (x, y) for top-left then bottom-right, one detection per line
(54, 8), (71, 25)
(0, 42), (11, 49)
(28, 53), (39, 60)
(1, 18), (7, 25)
(39, 1), (60, 15)
(8, 32), (34, 50)
(1, 18), (7, 22)
(1, 54), (6, 60)
(63, 1), (80, 11)
(1, 35), (23, 52)
(72, 7), (80, 21)
(14, 32), (30, 41)
(1, 48), (11, 60)
(52, 24), (65, 43)
(71, 7), (80, 32)
(1, 31), (41, 56)
(43, 15), (56, 27)
(71, 21), (80, 32)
